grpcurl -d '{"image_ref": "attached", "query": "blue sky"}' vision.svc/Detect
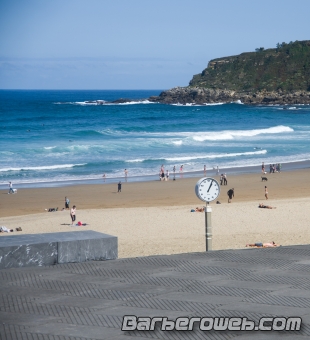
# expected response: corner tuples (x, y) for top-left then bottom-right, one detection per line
(0, 0), (309, 89)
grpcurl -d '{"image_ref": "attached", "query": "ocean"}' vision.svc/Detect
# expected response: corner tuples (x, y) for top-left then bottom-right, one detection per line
(1, 90), (310, 189)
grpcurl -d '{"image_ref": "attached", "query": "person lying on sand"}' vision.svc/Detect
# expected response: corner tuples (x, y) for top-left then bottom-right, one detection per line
(0, 226), (14, 233)
(258, 203), (276, 209)
(195, 207), (205, 212)
(246, 241), (280, 248)
(45, 207), (58, 212)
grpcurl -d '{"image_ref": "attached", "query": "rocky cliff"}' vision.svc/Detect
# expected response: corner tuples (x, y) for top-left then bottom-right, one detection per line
(149, 40), (310, 104)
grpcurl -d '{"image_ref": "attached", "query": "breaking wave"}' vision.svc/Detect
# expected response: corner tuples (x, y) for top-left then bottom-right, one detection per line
(0, 164), (86, 172)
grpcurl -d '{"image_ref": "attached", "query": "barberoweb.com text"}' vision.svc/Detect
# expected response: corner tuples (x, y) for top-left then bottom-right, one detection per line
(122, 316), (302, 332)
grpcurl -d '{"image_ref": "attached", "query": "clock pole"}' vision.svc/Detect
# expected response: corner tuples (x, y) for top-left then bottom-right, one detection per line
(205, 202), (212, 251)
(195, 177), (219, 252)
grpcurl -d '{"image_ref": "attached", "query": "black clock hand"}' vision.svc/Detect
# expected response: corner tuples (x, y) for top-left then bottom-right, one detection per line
(207, 180), (213, 192)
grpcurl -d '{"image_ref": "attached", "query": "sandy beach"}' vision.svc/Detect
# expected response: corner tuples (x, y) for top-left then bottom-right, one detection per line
(1, 169), (310, 258)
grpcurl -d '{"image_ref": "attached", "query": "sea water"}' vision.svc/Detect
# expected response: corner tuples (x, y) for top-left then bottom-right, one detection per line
(1, 90), (310, 188)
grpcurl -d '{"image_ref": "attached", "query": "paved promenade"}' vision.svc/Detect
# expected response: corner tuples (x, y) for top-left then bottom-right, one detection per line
(1, 245), (310, 339)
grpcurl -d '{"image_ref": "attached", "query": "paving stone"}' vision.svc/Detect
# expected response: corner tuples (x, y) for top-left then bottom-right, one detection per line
(0, 245), (309, 339)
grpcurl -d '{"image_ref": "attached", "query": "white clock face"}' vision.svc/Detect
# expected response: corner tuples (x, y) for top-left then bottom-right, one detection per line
(195, 177), (220, 202)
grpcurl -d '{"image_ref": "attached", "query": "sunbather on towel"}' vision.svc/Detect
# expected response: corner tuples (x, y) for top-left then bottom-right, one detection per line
(246, 241), (280, 248)
(258, 203), (276, 209)
(47, 207), (58, 212)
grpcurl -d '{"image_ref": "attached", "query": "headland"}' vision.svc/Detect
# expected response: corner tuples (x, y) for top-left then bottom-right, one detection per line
(148, 40), (310, 105)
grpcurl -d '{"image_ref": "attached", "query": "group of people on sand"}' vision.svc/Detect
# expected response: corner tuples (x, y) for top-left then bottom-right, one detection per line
(220, 173), (227, 185)
(43, 196), (78, 226)
(261, 162), (282, 174)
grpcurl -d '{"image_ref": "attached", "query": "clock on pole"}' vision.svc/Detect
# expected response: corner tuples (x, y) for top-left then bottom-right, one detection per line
(195, 177), (220, 251)
(195, 177), (220, 203)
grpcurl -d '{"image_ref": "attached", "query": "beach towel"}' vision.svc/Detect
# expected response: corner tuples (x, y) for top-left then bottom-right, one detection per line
(76, 222), (88, 226)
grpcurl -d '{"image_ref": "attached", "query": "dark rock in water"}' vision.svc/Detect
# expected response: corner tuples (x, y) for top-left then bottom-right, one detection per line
(111, 98), (134, 104)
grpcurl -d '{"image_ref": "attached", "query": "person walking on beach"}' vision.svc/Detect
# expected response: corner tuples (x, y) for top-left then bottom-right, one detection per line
(262, 162), (265, 173)
(227, 188), (234, 203)
(264, 186), (268, 200)
(8, 181), (14, 194)
(65, 197), (70, 210)
(166, 170), (169, 181)
(223, 173), (227, 185)
(204, 165), (206, 174)
(70, 205), (76, 226)
(118, 181), (122, 193)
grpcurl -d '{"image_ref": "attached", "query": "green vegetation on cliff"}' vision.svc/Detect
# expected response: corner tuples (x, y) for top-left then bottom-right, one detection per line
(189, 40), (310, 92)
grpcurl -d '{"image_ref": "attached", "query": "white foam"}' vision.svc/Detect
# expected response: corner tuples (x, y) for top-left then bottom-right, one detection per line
(231, 100), (244, 104)
(116, 125), (294, 142)
(126, 159), (145, 163)
(192, 125), (294, 141)
(172, 140), (183, 145)
(164, 150), (267, 162)
(0, 163), (86, 172)
(172, 102), (224, 106)
(118, 100), (154, 105)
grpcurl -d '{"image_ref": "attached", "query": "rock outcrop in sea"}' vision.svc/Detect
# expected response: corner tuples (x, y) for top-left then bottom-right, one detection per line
(148, 87), (310, 105)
